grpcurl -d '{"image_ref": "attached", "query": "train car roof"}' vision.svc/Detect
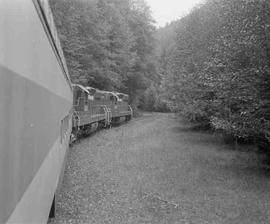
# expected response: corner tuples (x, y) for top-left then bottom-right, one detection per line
(34, 0), (72, 89)
(72, 84), (89, 94)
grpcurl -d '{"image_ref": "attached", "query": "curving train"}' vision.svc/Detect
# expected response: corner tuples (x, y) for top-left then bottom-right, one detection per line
(72, 84), (132, 140)
(0, 0), (131, 223)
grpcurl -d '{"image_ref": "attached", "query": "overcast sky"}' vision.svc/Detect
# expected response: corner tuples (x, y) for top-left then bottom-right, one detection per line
(146, 0), (204, 27)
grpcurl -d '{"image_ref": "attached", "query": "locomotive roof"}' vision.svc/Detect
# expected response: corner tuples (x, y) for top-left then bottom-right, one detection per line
(114, 92), (129, 100)
(115, 92), (129, 97)
(72, 84), (89, 94)
(74, 85), (129, 101)
(108, 92), (121, 99)
(85, 86), (97, 94)
(95, 90), (122, 100)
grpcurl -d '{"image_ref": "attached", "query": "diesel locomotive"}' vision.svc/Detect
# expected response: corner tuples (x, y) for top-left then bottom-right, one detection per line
(0, 0), (132, 223)
(72, 84), (132, 139)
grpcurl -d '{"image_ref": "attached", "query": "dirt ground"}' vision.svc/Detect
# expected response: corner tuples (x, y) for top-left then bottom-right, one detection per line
(50, 113), (270, 224)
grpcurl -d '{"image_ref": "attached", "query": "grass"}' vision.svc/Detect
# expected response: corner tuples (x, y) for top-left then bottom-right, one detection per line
(50, 113), (270, 224)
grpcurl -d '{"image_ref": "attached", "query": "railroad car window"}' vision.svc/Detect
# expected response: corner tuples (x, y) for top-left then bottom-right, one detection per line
(88, 95), (94, 100)
(84, 100), (88, 111)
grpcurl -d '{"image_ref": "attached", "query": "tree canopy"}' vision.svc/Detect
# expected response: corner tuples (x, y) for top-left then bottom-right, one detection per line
(50, 0), (157, 107)
(156, 0), (270, 146)
(50, 0), (270, 148)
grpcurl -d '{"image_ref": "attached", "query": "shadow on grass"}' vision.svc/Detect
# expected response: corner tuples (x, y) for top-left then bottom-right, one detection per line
(171, 126), (212, 133)
(171, 122), (270, 170)
(170, 121), (213, 133)
(171, 125), (256, 150)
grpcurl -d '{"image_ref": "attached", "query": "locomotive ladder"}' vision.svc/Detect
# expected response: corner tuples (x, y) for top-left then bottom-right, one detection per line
(72, 111), (81, 128)
(128, 105), (133, 118)
(101, 105), (112, 126)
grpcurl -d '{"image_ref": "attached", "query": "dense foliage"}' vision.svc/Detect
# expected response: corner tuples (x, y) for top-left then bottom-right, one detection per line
(157, 0), (270, 146)
(51, 0), (270, 147)
(50, 0), (157, 107)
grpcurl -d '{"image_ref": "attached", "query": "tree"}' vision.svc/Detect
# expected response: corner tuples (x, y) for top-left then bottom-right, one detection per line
(155, 0), (270, 146)
(50, 0), (158, 108)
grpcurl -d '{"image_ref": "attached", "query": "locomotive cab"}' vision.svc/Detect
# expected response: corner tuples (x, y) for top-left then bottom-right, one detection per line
(86, 86), (96, 101)
(116, 93), (129, 102)
(109, 94), (118, 105)
(115, 92), (132, 120)
(72, 84), (90, 112)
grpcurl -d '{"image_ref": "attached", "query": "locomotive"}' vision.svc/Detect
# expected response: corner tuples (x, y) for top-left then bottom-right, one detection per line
(72, 84), (132, 139)
(0, 0), (132, 223)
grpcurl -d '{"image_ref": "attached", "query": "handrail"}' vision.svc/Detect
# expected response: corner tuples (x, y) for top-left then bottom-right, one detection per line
(128, 105), (133, 117)
(72, 111), (80, 127)
(100, 105), (112, 126)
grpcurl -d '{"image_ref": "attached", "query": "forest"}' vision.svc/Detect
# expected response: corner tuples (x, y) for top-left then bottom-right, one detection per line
(50, 0), (158, 108)
(50, 0), (270, 150)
